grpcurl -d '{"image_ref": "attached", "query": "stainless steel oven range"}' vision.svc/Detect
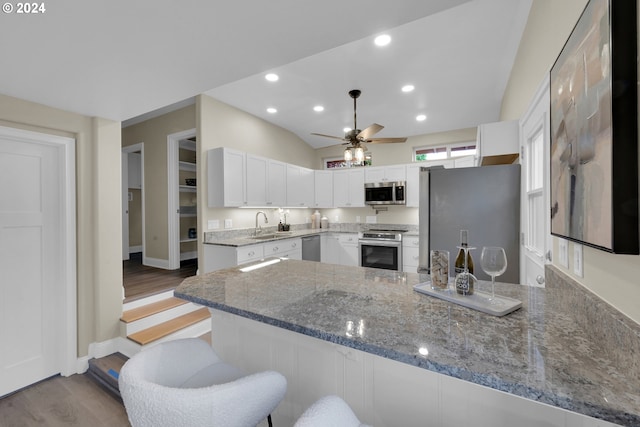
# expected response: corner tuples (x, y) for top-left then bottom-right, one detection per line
(358, 230), (403, 271)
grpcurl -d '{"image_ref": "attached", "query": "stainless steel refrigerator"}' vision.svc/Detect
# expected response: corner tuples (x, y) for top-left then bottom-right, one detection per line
(418, 164), (521, 283)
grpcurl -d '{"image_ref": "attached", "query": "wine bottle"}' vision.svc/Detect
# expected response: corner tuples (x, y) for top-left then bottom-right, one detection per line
(454, 230), (474, 295)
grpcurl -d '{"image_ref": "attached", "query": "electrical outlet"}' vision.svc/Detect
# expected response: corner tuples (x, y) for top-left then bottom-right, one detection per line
(224, 219), (233, 229)
(573, 244), (583, 277)
(558, 239), (569, 268)
(207, 219), (220, 230)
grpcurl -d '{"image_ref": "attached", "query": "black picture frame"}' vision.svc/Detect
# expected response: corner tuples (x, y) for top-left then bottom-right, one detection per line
(550, 0), (638, 254)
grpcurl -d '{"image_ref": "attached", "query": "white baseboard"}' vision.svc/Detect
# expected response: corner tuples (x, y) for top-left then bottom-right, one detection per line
(143, 256), (171, 269)
(129, 245), (142, 253)
(180, 251), (197, 261)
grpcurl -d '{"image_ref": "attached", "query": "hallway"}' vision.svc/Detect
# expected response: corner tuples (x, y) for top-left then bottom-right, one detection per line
(123, 253), (197, 302)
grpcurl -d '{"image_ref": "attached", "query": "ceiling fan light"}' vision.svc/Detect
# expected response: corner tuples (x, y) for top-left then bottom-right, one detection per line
(343, 127), (352, 133)
(344, 147), (353, 162)
(354, 146), (365, 163)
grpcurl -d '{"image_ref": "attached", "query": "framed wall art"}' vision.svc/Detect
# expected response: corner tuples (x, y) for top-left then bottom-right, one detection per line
(550, 0), (638, 254)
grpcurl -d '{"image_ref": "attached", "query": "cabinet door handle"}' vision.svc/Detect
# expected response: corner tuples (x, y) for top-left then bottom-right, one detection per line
(248, 251), (254, 256)
(273, 247), (279, 252)
(291, 243), (297, 248)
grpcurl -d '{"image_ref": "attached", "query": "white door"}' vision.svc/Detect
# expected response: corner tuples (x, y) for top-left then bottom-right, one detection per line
(0, 128), (69, 396)
(520, 76), (551, 287)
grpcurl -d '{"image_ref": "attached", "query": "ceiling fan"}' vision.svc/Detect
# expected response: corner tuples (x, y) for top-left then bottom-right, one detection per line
(311, 89), (407, 162)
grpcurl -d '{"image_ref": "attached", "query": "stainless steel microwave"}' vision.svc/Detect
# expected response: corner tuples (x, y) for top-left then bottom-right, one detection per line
(364, 181), (406, 205)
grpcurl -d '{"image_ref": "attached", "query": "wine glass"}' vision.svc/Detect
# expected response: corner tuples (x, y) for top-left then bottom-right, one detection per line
(480, 247), (507, 304)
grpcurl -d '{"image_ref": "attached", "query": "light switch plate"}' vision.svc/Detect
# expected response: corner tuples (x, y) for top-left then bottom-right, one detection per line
(207, 220), (219, 230)
(224, 219), (233, 229)
(573, 244), (583, 277)
(558, 239), (569, 268)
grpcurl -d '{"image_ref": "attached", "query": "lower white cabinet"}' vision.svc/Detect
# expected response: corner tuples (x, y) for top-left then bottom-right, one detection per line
(339, 233), (359, 267)
(204, 238), (301, 273)
(263, 238), (302, 260)
(321, 233), (358, 267)
(402, 235), (420, 273)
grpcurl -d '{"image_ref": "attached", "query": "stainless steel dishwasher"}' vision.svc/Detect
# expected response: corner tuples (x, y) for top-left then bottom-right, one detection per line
(301, 235), (321, 261)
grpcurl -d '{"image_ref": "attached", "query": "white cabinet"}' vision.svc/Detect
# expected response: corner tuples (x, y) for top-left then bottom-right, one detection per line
(263, 238), (302, 260)
(477, 120), (519, 166)
(402, 236), (420, 273)
(364, 165), (406, 183)
(313, 170), (333, 208)
(321, 234), (341, 265)
(321, 233), (359, 266)
(333, 169), (365, 207)
(246, 155), (287, 207)
(208, 147), (246, 207)
(286, 164), (314, 207)
(338, 233), (359, 267)
(204, 243), (264, 273)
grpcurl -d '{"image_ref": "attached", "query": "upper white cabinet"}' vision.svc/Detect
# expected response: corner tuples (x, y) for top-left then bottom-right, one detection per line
(286, 164), (314, 207)
(333, 168), (365, 207)
(364, 165), (406, 183)
(313, 170), (333, 208)
(208, 147), (246, 207)
(246, 154), (286, 207)
(477, 120), (519, 166)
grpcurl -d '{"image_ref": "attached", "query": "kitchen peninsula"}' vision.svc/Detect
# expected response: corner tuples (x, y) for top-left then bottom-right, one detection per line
(175, 258), (640, 427)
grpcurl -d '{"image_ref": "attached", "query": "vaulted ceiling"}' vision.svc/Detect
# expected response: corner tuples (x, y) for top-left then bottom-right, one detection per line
(0, 0), (532, 148)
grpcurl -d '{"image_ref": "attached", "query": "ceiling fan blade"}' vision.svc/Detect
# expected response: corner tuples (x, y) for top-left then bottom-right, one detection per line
(357, 123), (383, 140)
(366, 137), (408, 144)
(311, 132), (346, 141)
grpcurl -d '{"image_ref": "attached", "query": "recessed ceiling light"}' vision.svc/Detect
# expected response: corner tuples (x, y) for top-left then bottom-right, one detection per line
(313, 105), (324, 112)
(416, 114), (427, 122)
(402, 85), (415, 93)
(265, 73), (279, 82)
(267, 107), (277, 114)
(374, 34), (391, 46)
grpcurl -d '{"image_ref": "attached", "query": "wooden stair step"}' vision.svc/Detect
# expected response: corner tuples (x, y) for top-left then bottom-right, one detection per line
(121, 297), (188, 323)
(127, 307), (210, 345)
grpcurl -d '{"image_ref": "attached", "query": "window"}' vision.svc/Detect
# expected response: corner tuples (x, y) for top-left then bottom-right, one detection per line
(414, 142), (476, 162)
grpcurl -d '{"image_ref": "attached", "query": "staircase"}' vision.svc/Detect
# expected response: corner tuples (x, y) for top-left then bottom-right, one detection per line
(87, 290), (211, 397)
(120, 290), (211, 350)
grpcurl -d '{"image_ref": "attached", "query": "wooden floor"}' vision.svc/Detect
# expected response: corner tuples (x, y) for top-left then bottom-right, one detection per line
(0, 374), (131, 427)
(123, 253), (197, 302)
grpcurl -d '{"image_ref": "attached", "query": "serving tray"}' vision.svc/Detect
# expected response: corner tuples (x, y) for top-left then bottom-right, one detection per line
(413, 281), (522, 317)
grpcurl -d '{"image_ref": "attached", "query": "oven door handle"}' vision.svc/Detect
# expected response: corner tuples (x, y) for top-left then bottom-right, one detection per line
(358, 239), (402, 248)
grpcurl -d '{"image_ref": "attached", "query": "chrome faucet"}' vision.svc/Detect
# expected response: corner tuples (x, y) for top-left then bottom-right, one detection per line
(255, 211), (268, 235)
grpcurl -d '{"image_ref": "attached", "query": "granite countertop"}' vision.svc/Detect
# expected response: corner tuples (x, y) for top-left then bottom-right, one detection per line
(203, 229), (328, 247)
(175, 258), (640, 426)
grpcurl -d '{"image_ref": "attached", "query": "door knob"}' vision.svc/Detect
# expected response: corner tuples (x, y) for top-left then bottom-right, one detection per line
(545, 250), (552, 261)
(536, 275), (545, 285)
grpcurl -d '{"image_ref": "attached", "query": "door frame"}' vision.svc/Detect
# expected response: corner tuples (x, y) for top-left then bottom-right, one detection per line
(122, 143), (145, 264)
(167, 128), (196, 270)
(519, 75), (551, 286)
(0, 125), (77, 377)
